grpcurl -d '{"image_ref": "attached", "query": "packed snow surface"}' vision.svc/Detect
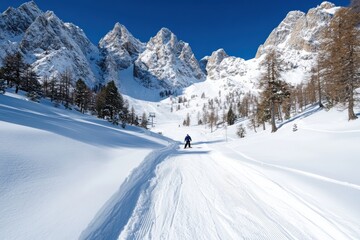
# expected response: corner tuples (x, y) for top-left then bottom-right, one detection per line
(1, 90), (360, 240)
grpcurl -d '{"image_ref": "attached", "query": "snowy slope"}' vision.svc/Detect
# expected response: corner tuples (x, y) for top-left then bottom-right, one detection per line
(0, 91), (173, 239)
(1, 89), (360, 239)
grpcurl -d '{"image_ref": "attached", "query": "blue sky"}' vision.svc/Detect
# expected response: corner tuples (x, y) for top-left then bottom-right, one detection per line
(1, 0), (350, 60)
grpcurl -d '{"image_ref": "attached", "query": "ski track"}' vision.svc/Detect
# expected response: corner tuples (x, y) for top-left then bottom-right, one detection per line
(227, 148), (360, 191)
(99, 140), (359, 240)
(78, 142), (178, 240)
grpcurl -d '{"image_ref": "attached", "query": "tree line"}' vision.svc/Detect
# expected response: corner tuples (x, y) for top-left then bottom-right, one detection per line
(0, 52), (148, 128)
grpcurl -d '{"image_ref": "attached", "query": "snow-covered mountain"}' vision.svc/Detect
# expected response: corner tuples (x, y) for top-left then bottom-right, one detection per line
(99, 23), (145, 82)
(0, 1), (101, 86)
(133, 28), (205, 90)
(196, 1), (341, 97)
(0, 1), (344, 97)
(249, 2), (340, 86)
(20, 11), (101, 86)
(0, 1), (42, 59)
(195, 48), (259, 97)
(256, 1), (337, 56)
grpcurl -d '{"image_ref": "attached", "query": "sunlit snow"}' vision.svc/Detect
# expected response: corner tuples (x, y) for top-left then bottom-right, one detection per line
(1, 87), (359, 239)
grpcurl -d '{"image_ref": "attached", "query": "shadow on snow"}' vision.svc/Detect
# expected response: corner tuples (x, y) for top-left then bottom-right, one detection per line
(0, 94), (166, 148)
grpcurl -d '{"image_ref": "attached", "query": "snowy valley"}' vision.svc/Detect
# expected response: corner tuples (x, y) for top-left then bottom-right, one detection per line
(1, 1), (360, 240)
(1, 85), (360, 239)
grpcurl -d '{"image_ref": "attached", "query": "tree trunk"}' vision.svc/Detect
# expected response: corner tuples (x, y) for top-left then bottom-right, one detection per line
(271, 101), (277, 132)
(348, 86), (358, 120)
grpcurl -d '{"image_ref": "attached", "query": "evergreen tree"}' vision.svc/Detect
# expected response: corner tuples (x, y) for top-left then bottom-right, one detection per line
(95, 80), (124, 123)
(74, 79), (91, 113)
(130, 106), (136, 125)
(59, 70), (73, 108)
(260, 48), (290, 132)
(95, 88), (107, 118)
(227, 104), (236, 125)
(22, 66), (41, 93)
(1, 52), (26, 93)
(104, 80), (123, 121)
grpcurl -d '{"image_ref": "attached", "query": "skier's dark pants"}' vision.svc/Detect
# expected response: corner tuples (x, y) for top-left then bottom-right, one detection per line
(184, 141), (191, 148)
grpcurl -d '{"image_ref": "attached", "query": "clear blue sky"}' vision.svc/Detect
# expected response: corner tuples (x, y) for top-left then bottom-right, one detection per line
(1, 0), (350, 60)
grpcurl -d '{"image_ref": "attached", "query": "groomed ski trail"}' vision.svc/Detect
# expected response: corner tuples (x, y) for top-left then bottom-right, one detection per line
(84, 140), (359, 240)
(79, 142), (178, 240)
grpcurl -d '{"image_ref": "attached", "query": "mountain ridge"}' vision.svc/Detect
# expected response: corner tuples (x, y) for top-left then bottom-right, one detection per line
(0, 1), (343, 98)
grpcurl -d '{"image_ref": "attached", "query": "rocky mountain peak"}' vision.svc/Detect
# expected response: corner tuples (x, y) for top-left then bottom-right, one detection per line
(205, 49), (230, 79)
(208, 49), (229, 66)
(148, 27), (178, 48)
(18, 1), (42, 20)
(255, 1), (339, 58)
(319, 1), (336, 9)
(0, 1), (42, 40)
(99, 22), (145, 80)
(111, 23), (135, 43)
(134, 28), (205, 89)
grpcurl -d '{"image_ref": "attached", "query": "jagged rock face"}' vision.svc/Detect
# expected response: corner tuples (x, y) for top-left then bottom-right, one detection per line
(256, 1), (336, 58)
(205, 49), (249, 82)
(0, 2), (100, 87)
(0, 1), (41, 39)
(134, 28), (205, 89)
(99, 23), (145, 81)
(19, 10), (100, 86)
(205, 49), (229, 80)
(252, 1), (340, 87)
(217, 57), (247, 79)
(199, 56), (208, 75)
(199, 48), (258, 95)
(0, 1), (42, 59)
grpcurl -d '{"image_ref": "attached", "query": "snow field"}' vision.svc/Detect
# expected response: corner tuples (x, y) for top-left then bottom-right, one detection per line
(1, 89), (360, 240)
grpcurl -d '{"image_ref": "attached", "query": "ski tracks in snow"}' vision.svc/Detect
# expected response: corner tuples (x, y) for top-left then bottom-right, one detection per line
(80, 141), (360, 240)
(79, 142), (178, 240)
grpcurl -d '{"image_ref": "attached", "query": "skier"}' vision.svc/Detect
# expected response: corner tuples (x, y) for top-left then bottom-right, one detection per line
(184, 134), (192, 149)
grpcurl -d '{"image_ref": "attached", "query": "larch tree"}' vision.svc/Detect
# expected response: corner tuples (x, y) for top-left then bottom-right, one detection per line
(321, 7), (359, 120)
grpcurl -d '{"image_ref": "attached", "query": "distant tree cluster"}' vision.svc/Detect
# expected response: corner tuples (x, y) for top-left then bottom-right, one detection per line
(0, 52), (41, 95)
(159, 89), (173, 98)
(0, 52), (146, 128)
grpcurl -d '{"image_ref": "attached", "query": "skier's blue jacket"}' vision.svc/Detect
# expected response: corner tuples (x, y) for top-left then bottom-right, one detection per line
(185, 135), (192, 142)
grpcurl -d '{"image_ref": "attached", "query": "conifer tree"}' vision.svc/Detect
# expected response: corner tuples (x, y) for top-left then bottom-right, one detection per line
(22, 66), (41, 93)
(227, 104), (236, 125)
(1, 52), (26, 93)
(95, 80), (124, 123)
(260, 48), (290, 132)
(74, 79), (91, 113)
(321, 7), (359, 120)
